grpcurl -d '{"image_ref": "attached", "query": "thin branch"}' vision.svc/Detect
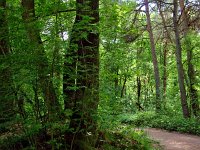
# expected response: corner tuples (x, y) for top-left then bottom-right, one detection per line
(37, 9), (76, 18)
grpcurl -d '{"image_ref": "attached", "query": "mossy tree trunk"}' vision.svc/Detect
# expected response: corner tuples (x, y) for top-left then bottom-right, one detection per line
(63, 0), (99, 149)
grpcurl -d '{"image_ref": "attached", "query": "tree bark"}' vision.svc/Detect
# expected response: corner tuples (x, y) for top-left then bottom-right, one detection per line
(64, 0), (99, 149)
(163, 41), (167, 101)
(0, 0), (15, 123)
(114, 68), (119, 96)
(136, 76), (142, 111)
(173, 0), (190, 118)
(179, 0), (199, 117)
(144, 0), (161, 111)
(121, 75), (127, 98)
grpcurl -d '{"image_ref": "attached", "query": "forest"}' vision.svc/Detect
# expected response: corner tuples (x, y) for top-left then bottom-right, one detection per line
(0, 0), (200, 149)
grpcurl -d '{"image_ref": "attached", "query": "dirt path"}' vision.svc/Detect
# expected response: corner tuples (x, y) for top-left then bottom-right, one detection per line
(144, 128), (200, 150)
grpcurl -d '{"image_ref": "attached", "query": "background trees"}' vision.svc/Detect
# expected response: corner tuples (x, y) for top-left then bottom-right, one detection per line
(0, 0), (200, 149)
(179, 0), (199, 117)
(0, 0), (14, 123)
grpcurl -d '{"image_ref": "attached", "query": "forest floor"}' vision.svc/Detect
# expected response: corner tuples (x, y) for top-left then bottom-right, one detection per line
(144, 128), (200, 150)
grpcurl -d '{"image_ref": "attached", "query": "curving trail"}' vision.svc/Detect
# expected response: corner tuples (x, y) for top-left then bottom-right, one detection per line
(144, 128), (200, 150)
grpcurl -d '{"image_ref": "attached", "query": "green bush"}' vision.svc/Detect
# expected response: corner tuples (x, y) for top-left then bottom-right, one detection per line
(118, 111), (157, 126)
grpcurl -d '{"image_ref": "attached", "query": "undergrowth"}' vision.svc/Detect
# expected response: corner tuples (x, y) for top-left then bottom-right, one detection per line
(0, 114), (155, 150)
(96, 125), (154, 150)
(119, 111), (200, 135)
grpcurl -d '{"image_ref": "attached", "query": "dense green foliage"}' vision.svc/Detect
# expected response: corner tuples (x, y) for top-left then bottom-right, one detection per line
(0, 0), (200, 149)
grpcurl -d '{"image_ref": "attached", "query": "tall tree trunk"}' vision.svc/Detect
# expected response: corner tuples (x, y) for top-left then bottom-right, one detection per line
(173, 0), (190, 118)
(157, 2), (170, 102)
(136, 76), (142, 111)
(163, 41), (167, 101)
(64, 0), (99, 149)
(121, 75), (127, 98)
(114, 68), (119, 96)
(0, 0), (14, 123)
(21, 0), (59, 120)
(136, 48), (142, 111)
(144, 0), (161, 111)
(179, 0), (199, 117)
